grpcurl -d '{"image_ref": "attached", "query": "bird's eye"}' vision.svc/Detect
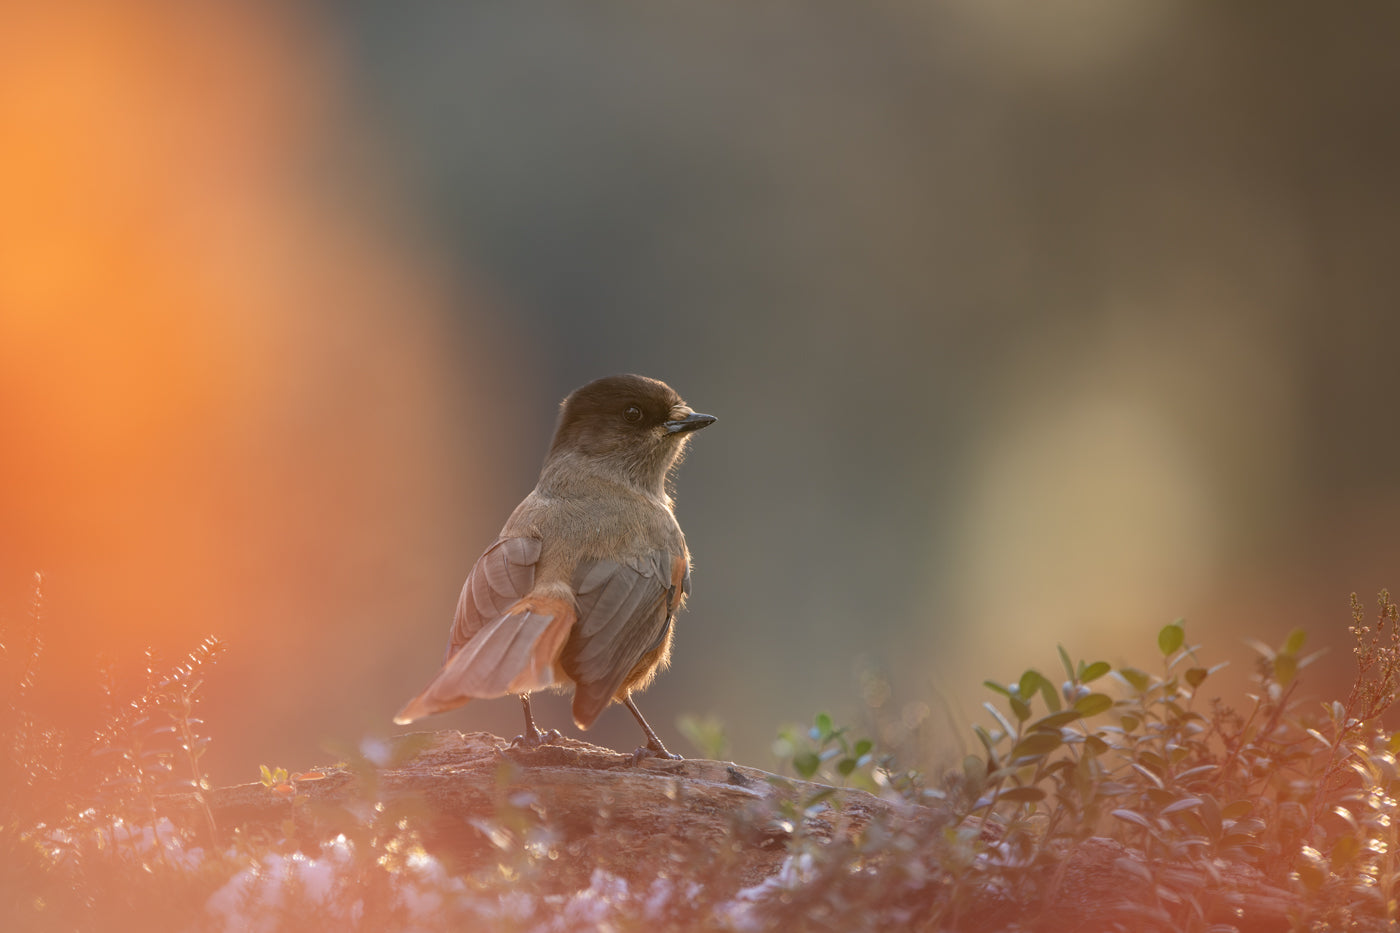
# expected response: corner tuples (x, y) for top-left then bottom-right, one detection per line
(623, 405), (643, 423)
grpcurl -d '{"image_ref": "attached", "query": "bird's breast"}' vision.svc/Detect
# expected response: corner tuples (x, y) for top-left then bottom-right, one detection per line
(504, 487), (685, 589)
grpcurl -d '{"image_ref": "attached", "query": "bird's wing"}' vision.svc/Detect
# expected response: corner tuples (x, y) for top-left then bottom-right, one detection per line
(394, 536), (575, 725)
(563, 550), (687, 729)
(448, 536), (541, 657)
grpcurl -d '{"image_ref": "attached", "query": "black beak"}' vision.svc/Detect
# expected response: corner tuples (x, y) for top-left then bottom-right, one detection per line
(664, 411), (717, 434)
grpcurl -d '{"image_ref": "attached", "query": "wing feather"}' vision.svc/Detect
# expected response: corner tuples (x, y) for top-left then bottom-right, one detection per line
(393, 601), (573, 724)
(563, 550), (676, 728)
(392, 536), (561, 725)
(451, 536), (542, 656)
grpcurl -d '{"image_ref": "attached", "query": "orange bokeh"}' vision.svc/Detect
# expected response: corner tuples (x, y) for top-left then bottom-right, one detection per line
(0, 1), (512, 778)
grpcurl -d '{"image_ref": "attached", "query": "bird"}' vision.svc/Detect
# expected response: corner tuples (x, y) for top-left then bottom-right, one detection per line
(393, 374), (715, 759)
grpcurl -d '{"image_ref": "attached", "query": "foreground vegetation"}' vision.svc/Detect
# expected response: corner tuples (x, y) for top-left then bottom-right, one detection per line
(4, 575), (1400, 931)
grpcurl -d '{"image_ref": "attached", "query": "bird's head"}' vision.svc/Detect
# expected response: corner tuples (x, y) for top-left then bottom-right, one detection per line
(547, 374), (715, 495)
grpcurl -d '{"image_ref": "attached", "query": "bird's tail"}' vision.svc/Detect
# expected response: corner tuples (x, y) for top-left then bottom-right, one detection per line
(393, 596), (575, 725)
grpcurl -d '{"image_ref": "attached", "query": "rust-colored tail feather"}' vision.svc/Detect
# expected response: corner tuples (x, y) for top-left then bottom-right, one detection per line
(393, 598), (575, 725)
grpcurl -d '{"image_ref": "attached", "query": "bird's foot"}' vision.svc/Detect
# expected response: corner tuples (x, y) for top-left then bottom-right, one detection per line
(510, 726), (562, 749)
(628, 740), (683, 766)
(620, 694), (681, 765)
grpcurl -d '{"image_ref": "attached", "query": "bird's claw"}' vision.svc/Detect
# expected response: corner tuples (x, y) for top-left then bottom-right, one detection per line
(510, 727), (562, 750)
(628, 742), (682, 766)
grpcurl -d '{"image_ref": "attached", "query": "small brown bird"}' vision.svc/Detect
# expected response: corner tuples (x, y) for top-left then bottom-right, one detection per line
(393, 374), (715, 759)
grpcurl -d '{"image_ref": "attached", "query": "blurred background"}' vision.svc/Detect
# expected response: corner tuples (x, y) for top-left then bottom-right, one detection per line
(3, 1), (1399, 784)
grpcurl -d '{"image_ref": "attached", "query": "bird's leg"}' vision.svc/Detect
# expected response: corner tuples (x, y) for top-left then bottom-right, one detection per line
(511, 694), (561, 748)
(623, 693), (682, 762)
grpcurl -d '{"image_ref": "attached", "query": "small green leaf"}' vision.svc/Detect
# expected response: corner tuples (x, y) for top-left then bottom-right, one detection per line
(1274, 653), (1298, 687)
(853, 739), (873, 759)
(998, 786), (1046, 803)
(1199, 795), (1223, 840)
(1073, 693), (1114, 717)
(1111, 808), (1154, 830)
(1306, 727), (1334, 748)
(1330, 834), (1360, 870)
(1018, 669), (1046, 701)
(793, 751), (820, 779)
(1057, 645), (1075, 680)
(1160, 796), (1203, 815)
(260, 764), (274, 785)
(1184, 667), (1209, 688)
(1158, 622), (1185, 656)
(1330, 805), (1359, 831)
(1221, 799), (1253, 820)
(1118, 668), (1150, 692)
(677, 714), (731, 760)
(1283, 627), (1307, 655)
(1130, 762), (1165, 789)
(837, 758), (858, 777)
(983, 701), (1015, 738)
(1174, 764), (1216, 782)
(1173, 810), (1208, 839)
(1011, 731), (1062, 760)
(1145, 787), (1175, 810)
(814, 713), (833, 739)
(1220, 833), (1265, 853)
(1079, 661), (1111, 683)
(1010, 696), (1032, 723)
(1242, 637), (1275, 660)
(1295, 862), (1325, 893)
(983, 680), (1012, 698)
(1034, 710), (1084, 731)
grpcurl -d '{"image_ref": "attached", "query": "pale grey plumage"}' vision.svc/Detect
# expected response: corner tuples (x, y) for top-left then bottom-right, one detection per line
(394, 374), (713, 757)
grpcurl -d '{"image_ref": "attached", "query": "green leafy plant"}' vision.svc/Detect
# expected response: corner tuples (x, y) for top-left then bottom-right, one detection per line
(677, 713), (731, 760)
(773, 712), (877, 787)
(11, 571), (1400, 933)
(900, 595), (1400, 931)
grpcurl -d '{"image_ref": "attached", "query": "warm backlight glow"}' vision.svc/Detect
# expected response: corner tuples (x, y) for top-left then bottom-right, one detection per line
(0, 1), (501, 778)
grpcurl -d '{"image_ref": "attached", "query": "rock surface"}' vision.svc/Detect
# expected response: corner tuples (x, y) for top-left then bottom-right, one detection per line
(167, 731), (1304, 931)
(184, 730), (924, 895)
